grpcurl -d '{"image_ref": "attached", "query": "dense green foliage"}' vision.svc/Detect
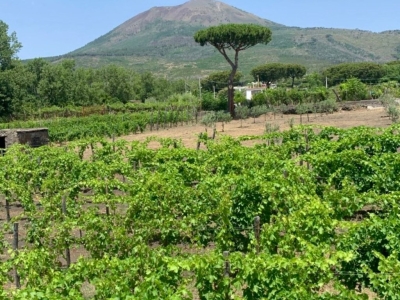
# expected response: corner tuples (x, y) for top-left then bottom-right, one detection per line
(383, 61), (400, 82)
(201, 92), (228, 111)
(286, 63), (307, 87)
(2, 125), (400, 298)
(193, 24), (272, 49)
(0, 103), (200, 143)
(251, 63), (306, 87)
(339, 78), (368, 101)
(252, 86), (329, 106)
(0, 58), (192, 120)
(0, 21), (21, 71)
(251, 63), (287, 85)
(200, 71), (243, 92)
(323, 62), (386, 86)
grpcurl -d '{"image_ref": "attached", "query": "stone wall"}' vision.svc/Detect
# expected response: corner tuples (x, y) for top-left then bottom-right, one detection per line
(0, 128), (49, 149)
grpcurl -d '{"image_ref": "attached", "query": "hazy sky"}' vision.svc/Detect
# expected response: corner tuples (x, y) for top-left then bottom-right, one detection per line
(1, 0), (399, 59)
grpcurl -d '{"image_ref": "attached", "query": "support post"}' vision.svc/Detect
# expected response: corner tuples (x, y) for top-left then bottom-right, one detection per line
(254, 216), (261, 254)
(105, 184), (110, 217)
(223, 251), (230, 277)
(13, 222), (21, 289)
(62, 197), (71, 267)
(5, 196), (11, 222)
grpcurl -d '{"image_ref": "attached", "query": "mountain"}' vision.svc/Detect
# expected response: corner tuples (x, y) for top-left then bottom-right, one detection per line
(55, 0), (400, 79)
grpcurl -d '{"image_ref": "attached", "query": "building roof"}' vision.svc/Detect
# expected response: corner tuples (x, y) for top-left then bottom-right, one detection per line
(0, 128), (48, 133)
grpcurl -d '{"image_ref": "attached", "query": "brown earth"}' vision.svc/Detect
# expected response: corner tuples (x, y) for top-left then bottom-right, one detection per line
(117, 107), (390, 148)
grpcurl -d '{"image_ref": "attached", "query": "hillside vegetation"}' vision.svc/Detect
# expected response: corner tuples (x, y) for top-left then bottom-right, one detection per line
(46, 0), (400, 78)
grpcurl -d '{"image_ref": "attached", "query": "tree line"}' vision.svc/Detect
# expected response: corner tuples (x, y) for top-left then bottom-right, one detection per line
(0, 57), (190, 120)
(0, 21), (195, 120)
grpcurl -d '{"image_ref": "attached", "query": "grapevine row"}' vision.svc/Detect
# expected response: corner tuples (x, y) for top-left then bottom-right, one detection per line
(1, 125), (400, 298)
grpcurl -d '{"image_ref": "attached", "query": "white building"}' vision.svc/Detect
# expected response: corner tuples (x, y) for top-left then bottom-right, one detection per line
(234, 82), (267, 100)
(244, 87), (266, 100)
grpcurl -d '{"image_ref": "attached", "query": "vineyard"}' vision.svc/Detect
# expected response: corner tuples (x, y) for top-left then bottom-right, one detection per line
(1, 124), (400, 299)
(0, 106), (200, 143)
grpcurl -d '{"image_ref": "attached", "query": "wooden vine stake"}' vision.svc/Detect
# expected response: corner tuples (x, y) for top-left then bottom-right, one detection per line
(196, 134), (201, 151)
(112, 134), (115, 153)
(223, 251), (231, 300)
(305, 130), (310, 170)
(5, 195), (11, 222)
(223, 251), (230, 277)
(105, 183), (110, 217)
(150, 110), (154, 131)
(13, 222), (21, 289)
(62, 196), (71, 267)
(254, 216), (261, 255)
(90, 143), (94, 158)
(157, 110), (160, 131)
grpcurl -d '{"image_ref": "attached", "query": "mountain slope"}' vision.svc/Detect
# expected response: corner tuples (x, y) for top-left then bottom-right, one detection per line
(70, 0), (281, 56)
(57, 0), (400, 78)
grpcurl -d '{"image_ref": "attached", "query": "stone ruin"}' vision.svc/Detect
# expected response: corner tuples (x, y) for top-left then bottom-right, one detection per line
(0, 128), (49, 153)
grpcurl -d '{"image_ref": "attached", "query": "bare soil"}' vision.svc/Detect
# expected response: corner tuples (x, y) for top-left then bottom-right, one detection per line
(118, 107), (390, 148)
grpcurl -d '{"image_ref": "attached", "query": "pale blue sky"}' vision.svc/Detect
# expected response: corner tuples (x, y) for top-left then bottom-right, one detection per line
(1, 0), (399, 59)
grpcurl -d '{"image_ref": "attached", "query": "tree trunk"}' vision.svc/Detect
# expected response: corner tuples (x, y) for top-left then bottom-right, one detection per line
(332, 89), (341, 102)
(228, 51), (240, 118)
(227, 67), (237, 118)
(227, 84), (235, 117)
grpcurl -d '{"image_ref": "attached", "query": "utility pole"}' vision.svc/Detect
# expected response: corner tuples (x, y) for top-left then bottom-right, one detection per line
(199, 77), (202, 99)
(213, 85), (216, 99)
(326, 77), (328, 88)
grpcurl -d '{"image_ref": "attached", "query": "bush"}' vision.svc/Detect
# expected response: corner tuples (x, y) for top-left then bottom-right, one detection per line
(380, 94), (400, 123)
(201, 92), (227, 111)
(387, 105), (400, 123)
(216, 111), (232, 132)
(167, 93), (198, 103)
(216, 111), (232, 123)
(307, 87), (329, 102)
(234, 91), (246, 105)
(252, 92), (268, 107)
(249, 105), (269, 122)
(287, 89), (306, 105)
(235, 105), (249, 127)
(339, 78), (368, 101)
(305, 72), (324, 88)
(201, 111), (217, 129)
(323, 62), (385, 86)
(265, 88), (288, 106)
(315, 99), (338, 114)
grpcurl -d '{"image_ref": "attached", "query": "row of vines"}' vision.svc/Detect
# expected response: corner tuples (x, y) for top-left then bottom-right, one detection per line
(0, 107), (199, 143)
(1, 125), (400, 298)
(14, 100), (201, 121)
(0, 101), (342, 144)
